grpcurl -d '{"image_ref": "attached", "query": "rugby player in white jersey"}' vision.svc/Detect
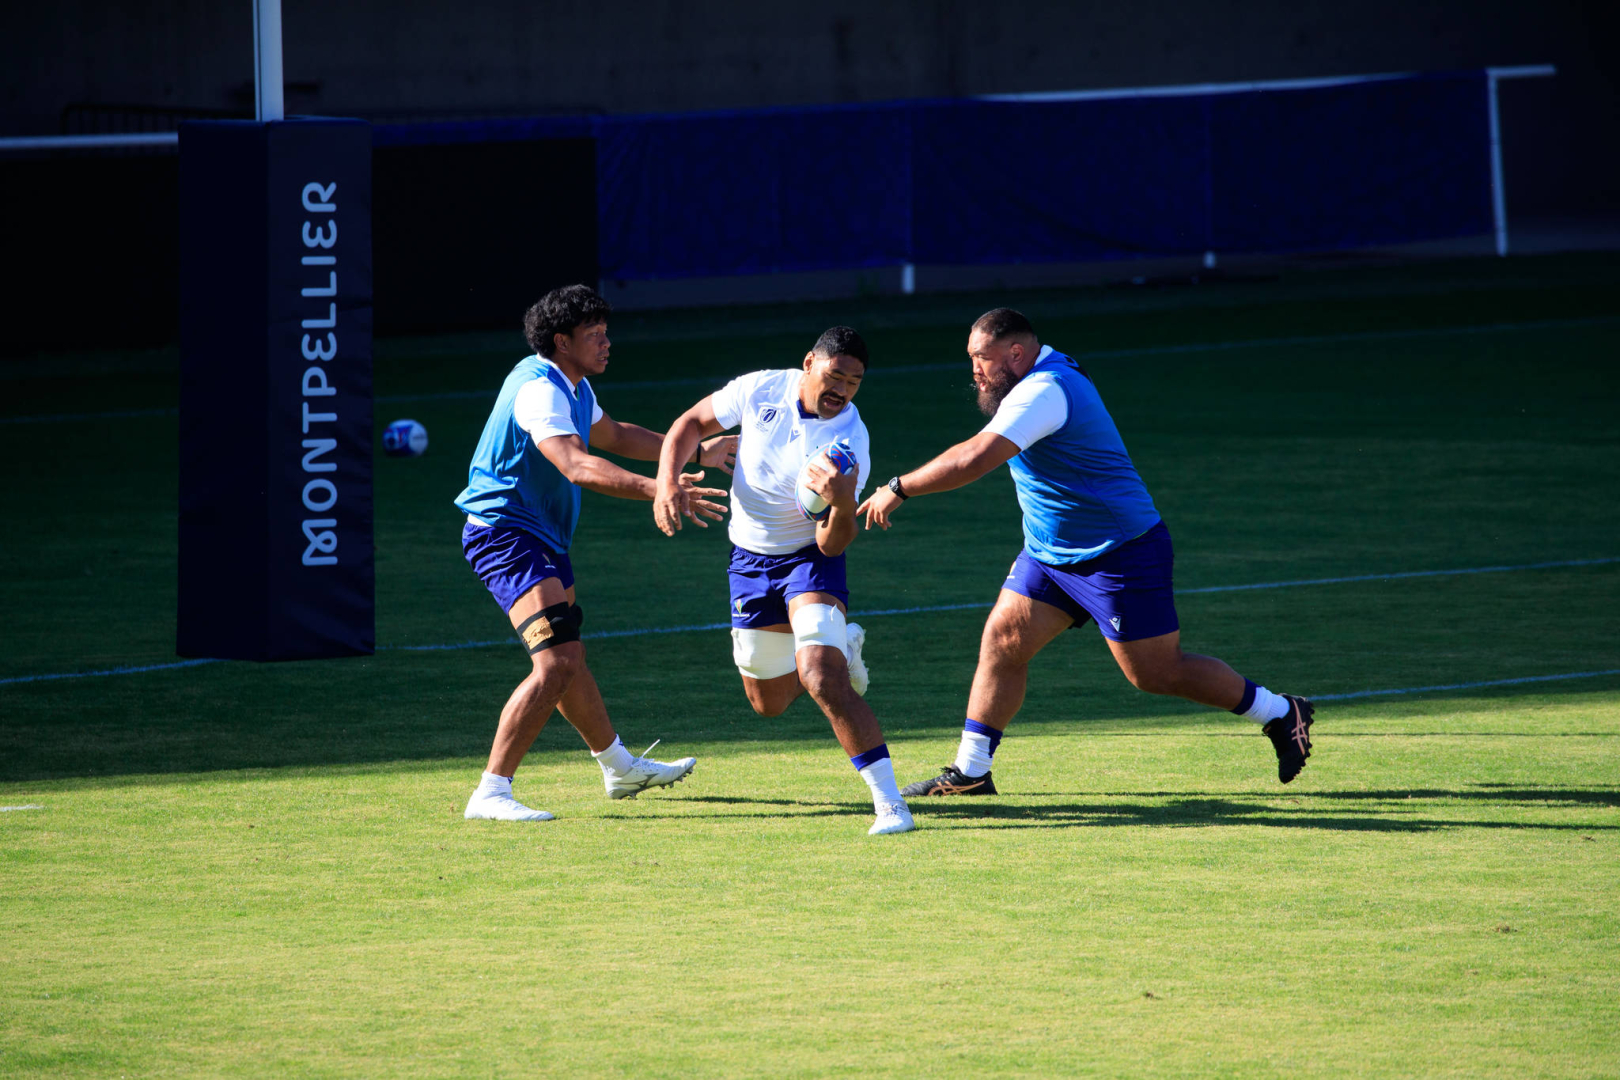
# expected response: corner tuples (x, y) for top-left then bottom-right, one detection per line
(652, 327), (915, 836)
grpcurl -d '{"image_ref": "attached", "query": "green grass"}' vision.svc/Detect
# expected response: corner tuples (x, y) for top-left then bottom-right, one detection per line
(3, 254), (1619, 1077)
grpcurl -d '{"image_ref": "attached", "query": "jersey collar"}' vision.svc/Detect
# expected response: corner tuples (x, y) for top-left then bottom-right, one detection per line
(539, 356), (584, 396)
(793, 373), (823, 420)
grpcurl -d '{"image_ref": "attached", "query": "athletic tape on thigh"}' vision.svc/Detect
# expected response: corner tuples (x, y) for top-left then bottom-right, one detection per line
(731, 627), (797, 680)
(789, 603), (847, 654)
(515, 601), (581, 654)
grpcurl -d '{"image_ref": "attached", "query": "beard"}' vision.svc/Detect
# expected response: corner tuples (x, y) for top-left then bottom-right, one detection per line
(975, 368), (1019, 417)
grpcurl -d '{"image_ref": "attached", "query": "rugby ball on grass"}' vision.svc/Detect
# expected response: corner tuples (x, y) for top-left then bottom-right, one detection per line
(797, 438), (858, 521)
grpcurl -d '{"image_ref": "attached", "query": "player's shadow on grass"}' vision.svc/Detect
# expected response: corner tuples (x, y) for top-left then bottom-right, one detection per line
(672, 794), (872, 820)
(908, 794), (1620, 833)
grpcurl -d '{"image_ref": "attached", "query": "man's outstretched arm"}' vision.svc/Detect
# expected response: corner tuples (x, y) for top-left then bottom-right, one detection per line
(591, 411), (737, 471)
(539, 434), (727, 522)
(588, 414), (666, 462)
(654, 397), (729, 535)
(856, 431), (1020, 530)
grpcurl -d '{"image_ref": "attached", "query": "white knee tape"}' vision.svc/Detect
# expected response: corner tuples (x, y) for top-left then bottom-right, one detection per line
(731, 628), (798, 680)
(790, 603), (847, 655)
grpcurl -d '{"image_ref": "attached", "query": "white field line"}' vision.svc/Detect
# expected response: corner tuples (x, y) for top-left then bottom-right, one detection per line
(3, 557), (1612, 688)
(0, 805), (45, 811)
(386, 555), (1617, 650)
(1315, 669), (1620, 701)
(0, 657), (222, 686)
(4, 314), (1616, 425)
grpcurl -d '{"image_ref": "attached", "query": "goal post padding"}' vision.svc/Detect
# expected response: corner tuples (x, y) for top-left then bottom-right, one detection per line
(177, 119), (374, 661)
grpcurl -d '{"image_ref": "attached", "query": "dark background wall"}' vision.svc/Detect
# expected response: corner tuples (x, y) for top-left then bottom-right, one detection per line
(0, 140), (596, 353)
(2, 0), (1615, 354)
(5, 0), (1616, 213)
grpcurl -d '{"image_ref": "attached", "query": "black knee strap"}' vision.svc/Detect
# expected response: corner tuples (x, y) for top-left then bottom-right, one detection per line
(516, 602), (581, 654)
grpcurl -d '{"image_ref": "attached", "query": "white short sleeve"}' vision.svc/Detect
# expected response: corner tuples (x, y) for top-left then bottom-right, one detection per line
(710, 371), (769, 430)
(847, 422), (872, 499)
(982, 372), (1068, 450)
(513, 377), (583, 444)
(578, 379), (605, 428)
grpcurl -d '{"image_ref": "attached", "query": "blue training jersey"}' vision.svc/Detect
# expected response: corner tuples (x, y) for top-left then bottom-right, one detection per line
(455, 356), (596, 553)
(1006, 349), (1160, 564)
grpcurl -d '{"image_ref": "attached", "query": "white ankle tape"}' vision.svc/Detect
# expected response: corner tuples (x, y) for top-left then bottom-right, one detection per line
(730, 627), (798, 680)
(790, 603), (847, 655)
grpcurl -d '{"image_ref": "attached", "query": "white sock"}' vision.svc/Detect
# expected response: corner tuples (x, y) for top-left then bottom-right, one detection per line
(475, 771), (512, 797)
(592, 737), (635, 775)
(955, 732), (996, 778)
(858, 757), (903, 806)
(1243, 685), (1291, 724)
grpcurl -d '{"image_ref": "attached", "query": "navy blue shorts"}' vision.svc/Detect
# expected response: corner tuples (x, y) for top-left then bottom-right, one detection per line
(728, 543), (848, 629)
(1002, 521), (1179, 642)
(462, 522), (574, 614)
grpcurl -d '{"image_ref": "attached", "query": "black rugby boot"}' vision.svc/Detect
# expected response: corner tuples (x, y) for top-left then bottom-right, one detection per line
(900, 765), (998, 797)
(1262, 694), (1315, 783)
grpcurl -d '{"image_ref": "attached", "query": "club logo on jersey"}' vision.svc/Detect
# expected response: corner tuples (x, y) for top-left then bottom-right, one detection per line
(754, 406), (779, 430)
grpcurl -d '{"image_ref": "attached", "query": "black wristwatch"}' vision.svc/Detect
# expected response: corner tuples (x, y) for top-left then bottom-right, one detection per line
(887, 475), (909, 500)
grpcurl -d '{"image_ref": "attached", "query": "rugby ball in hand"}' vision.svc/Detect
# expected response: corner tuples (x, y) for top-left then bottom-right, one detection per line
(797, 438), (858, 521)
(382, 418), (429, 457)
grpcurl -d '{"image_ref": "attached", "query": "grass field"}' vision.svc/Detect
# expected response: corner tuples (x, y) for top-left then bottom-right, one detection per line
(3, 254), (1619, 1077)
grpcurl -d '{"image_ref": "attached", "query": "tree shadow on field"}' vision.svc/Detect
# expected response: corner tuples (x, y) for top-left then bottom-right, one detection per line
(1308, 785), (1620, 807)
(902, 788), (1620, 833)
(4, 640), (1619, 783)
(1045, 785), (1620, 808)
(637, 786), (1620, 832)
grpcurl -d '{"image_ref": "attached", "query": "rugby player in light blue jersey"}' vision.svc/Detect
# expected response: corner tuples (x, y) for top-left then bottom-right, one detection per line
(455, 285), (737, 822)
(859, 308), (1314, 795)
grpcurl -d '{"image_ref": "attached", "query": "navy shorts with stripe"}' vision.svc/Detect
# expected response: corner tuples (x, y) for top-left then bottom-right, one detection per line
(462, 522), (574, 614)
(727, 543), (848, 629)
(1002, 520), (1179, 642)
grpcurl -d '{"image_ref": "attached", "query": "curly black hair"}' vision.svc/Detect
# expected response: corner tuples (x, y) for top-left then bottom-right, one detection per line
(524, 284), (613, 358)
(811, 325), (869, 368)
(971, 307), (1037, 343)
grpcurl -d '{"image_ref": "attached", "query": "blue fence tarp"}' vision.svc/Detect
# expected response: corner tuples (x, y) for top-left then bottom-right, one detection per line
(597, 105), (913, 278)
(380, 71), (1494, 281)
(1207, 75), (1492, 252)
(909, 96), (1212, 265)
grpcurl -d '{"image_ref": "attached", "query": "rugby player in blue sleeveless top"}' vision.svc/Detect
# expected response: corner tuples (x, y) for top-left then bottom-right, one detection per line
(455, 285), (738, 822)
(858, 308), (1315, 795)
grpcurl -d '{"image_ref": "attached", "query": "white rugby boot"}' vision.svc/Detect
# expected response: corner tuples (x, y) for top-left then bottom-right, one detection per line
(604, 747), (697, 800)
(464, 790), (555, 822)
(845, 621), (870, 696)
(869, 798), (915, 836)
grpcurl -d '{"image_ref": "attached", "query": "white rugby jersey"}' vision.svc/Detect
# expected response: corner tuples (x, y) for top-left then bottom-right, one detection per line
(710, 368), (871, 555)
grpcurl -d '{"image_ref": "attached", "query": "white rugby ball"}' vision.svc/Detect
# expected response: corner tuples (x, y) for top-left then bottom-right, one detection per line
(382, 418), (429, 457)
(796, 438), (859, 522)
